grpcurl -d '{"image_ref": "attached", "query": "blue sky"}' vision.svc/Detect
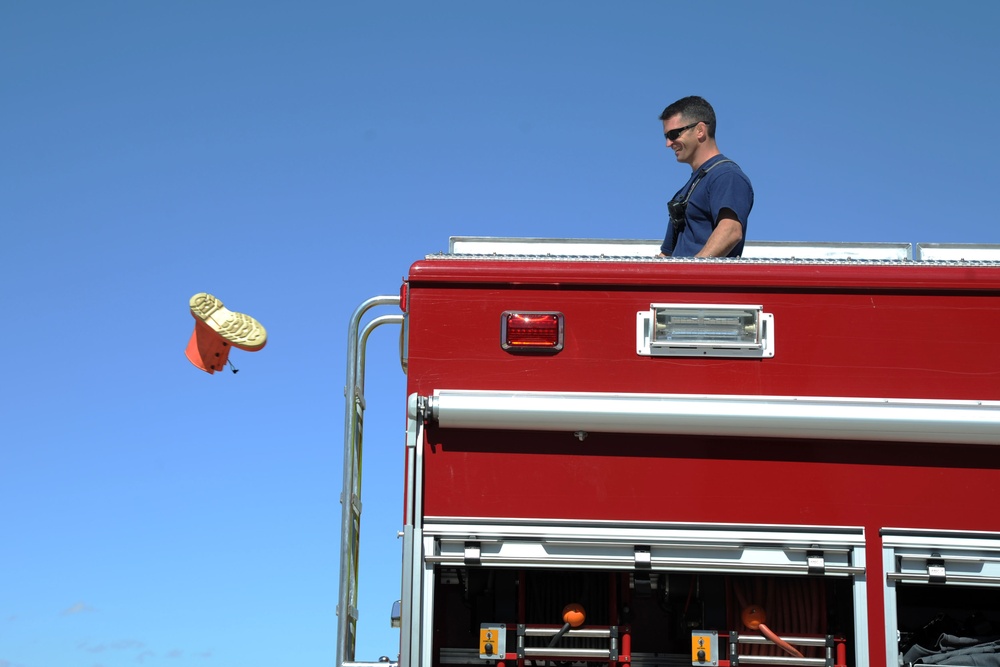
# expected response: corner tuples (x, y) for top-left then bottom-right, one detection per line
(2, 2), (998, 666)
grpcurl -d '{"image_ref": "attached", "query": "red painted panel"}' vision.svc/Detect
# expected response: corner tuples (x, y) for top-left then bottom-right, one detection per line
(405, 258), (1000, 521)
(420, 428), (1000, 528)
(408, 258), (1000, 291)
(405, 285), (1000, 401)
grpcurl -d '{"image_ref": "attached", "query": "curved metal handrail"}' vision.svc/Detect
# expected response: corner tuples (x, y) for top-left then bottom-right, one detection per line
(338, 295), (403, 667)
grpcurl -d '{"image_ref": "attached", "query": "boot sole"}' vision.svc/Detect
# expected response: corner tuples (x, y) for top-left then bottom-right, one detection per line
(189, 292), (267, 351)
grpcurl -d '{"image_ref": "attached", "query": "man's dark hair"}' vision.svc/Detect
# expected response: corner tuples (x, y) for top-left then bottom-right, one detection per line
(660, 96), (717, 138)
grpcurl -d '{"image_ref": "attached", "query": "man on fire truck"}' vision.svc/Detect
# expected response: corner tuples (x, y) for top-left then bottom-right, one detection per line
(657, 95), (753, 258)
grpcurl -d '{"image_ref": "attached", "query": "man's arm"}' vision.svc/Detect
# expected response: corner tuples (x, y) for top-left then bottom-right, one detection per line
(694, 209), (743, 258)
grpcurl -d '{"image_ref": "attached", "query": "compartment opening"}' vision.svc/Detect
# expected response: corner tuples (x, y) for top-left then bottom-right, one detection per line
(897, 584), (1000, 665)
(432, 567), (857, 665)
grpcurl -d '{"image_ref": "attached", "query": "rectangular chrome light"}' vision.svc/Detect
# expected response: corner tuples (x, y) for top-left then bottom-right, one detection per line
(637, 304), (774, 358)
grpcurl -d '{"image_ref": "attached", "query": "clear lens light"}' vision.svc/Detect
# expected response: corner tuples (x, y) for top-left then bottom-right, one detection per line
(654, 307), (759, 345)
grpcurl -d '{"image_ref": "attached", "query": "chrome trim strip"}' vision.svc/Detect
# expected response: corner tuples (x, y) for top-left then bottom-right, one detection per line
(428, 389), (1000, 445)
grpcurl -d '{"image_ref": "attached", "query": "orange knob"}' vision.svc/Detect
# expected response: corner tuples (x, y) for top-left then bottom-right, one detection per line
(562, 602), (586, 628)
(741, 605), (766, 630)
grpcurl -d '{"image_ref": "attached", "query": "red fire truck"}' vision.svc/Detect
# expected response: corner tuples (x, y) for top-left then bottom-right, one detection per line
(340, 238), (1000, 667)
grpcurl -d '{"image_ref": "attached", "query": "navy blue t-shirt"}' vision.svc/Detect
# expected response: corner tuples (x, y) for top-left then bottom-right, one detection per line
(661, 154), (754, 258)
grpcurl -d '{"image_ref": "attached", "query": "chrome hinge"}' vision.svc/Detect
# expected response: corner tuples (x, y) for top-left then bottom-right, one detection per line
(807, 550), (825, 575)
(464, 542), (482, 566)
(927, 558), (946, 584)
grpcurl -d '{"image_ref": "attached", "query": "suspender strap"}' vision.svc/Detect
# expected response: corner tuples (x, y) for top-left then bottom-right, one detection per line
(669, 158), (735, 251)
(679, 158), (734, 207)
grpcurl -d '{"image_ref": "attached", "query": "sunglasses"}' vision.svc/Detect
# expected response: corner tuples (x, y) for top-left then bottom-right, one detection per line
(664, 121), (703, 142)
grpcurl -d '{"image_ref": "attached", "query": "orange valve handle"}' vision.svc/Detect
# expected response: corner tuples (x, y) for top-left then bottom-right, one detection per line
(741, 605), (804, 659)
(548, 603), (586, 647)
(562, 603), (586, 628)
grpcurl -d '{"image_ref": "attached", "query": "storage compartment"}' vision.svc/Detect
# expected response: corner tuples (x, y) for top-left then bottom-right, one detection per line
(421, 521), (866, 666)
(897, 584), (1000, 663)
(884, 529), (1000, 666)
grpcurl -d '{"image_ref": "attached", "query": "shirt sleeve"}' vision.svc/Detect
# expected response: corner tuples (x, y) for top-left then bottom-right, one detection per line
(708, 170), (754, 229)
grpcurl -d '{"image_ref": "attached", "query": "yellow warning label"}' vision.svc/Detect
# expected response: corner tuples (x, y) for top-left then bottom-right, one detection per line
(691, 634), (712, 663)
(480, 628), (495, 653)
(480, 626), (504, 656)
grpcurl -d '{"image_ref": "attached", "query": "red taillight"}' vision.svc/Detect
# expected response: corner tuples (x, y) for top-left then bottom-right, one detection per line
(501, 312), (564, 352)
